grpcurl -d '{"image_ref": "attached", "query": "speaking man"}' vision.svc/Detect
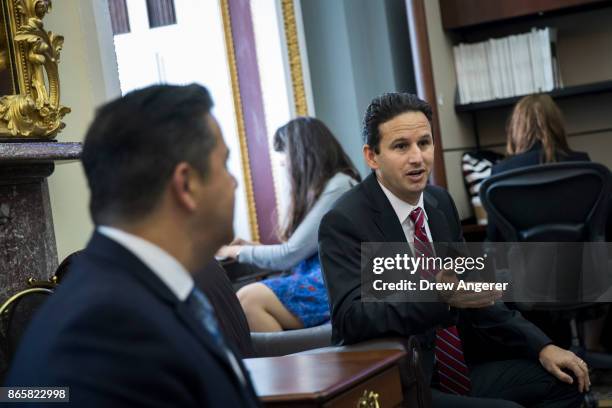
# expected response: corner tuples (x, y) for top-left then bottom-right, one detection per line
(319, 92), (588, 407)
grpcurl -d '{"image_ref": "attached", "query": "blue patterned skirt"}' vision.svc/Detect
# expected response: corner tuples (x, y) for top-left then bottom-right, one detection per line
(261, 254), (330, 328)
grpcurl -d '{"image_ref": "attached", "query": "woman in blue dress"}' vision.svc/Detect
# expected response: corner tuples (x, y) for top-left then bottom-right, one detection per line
(217, 117), (360, 331)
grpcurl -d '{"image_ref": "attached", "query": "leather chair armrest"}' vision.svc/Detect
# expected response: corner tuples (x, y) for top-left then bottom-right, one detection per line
(220, 259), (280, 285)
(250, 323), (332, 358)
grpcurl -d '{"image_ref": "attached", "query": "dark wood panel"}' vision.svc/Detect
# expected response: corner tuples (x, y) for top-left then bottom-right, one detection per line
(406, 0), (448, 188)
(440, 0), (610, 29)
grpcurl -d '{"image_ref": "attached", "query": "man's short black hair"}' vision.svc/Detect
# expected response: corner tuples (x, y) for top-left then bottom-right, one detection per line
(362, 92), (433, 153)
(82, 84), (216, 225)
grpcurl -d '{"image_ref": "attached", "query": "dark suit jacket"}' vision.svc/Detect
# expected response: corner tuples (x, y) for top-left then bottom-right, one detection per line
(5, 233), (260, 408)
(319, 173), (551, 380)
(487, 143), (591, 241)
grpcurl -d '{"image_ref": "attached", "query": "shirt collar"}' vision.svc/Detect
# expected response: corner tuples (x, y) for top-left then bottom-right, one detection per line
(98, 226), (194, 301)
(377, 179), (427, 225)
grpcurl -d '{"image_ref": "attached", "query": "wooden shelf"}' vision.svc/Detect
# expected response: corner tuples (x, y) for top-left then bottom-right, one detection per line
(455, 79), (612, 113)
(440, 0), (610, 30)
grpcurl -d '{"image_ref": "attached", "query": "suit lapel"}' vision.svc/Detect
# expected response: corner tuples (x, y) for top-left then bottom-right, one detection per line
(174, 302), (253, 396)
(424, 188), (453, 257)
(423, 190), (447, 242)
(362, 173), (407, 243)
(377, 211), (408, 243)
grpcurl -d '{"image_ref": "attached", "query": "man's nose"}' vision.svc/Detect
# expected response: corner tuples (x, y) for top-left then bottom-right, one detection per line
(407, 144), (423, 165)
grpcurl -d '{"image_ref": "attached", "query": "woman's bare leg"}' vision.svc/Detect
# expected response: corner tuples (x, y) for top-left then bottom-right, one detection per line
(237, 283), (303, 332)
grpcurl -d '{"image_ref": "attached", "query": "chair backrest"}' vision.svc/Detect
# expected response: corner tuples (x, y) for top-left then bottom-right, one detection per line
(479, 162), (611, 307)
(0, 287), (54, 380)
(54, 250), (83, 283)
(480, 162), (610, 242)
(194, 260), (255, 358)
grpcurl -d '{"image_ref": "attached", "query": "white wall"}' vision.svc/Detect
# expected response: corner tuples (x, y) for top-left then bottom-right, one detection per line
(44, 0), (121, 260)
(300, 0), (365, 175)
(300, 0), (415, 177)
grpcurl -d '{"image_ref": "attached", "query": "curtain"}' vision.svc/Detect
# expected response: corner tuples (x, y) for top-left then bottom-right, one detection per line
(108, 0), (130, 35)
(146, 0), (177, 28)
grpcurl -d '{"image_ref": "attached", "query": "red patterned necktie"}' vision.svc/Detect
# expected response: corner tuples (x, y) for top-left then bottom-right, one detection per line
(409, 207), (471, 395)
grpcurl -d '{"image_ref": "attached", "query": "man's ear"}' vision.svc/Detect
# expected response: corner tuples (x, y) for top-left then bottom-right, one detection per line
(170, 162), (198, 212)
(363, 144), (378, 170)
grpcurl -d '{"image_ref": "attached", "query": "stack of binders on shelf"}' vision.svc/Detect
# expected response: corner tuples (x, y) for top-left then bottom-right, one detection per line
(453, 28), (562, 105)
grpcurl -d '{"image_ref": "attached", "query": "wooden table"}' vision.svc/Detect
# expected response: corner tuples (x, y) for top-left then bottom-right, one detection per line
(244, 349), (406, 407)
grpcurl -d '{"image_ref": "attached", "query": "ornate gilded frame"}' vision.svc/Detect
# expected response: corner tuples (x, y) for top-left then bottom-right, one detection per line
(0, 0), (69, 139)
(280, 0), (309, 117)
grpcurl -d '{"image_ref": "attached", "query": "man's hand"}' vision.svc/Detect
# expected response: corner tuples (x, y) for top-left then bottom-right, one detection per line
(539, 344), (590, 393)
(435, 268), (502, 309)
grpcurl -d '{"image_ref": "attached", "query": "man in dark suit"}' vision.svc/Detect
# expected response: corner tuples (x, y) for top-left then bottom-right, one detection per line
(5, 85), (260, 407)
(319, 92), (588, 407)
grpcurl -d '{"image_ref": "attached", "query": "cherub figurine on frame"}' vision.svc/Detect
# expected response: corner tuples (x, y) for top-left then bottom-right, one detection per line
(0, 0), (69, 139)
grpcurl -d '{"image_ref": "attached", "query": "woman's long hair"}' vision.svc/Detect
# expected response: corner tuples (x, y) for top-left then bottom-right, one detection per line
(274, 117), (360, 241)
(506, 94), (571, 163)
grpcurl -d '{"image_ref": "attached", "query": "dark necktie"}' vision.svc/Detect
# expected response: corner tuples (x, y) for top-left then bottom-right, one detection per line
(409, 207), (471, 395)
(185, 287), (246, 387)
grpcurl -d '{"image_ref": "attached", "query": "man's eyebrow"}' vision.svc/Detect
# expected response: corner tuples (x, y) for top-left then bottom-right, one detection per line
(390, 136), (410, 143)
(389, 134), (431, 143)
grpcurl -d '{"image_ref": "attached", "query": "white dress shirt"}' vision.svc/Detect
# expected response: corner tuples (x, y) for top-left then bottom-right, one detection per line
(98, 226), (194, 301)
(377, 180), (434, 252)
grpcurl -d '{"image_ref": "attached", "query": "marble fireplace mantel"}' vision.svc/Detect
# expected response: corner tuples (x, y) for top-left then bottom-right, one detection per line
(0, 141), (82, 303)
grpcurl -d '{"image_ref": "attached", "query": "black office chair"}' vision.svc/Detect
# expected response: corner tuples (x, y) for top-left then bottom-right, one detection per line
(480, 162), (612, 372)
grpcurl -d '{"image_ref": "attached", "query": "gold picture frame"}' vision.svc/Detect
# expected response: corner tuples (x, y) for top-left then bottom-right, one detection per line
(0, 0), (69, 139)
(281, 0), (308, 117)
